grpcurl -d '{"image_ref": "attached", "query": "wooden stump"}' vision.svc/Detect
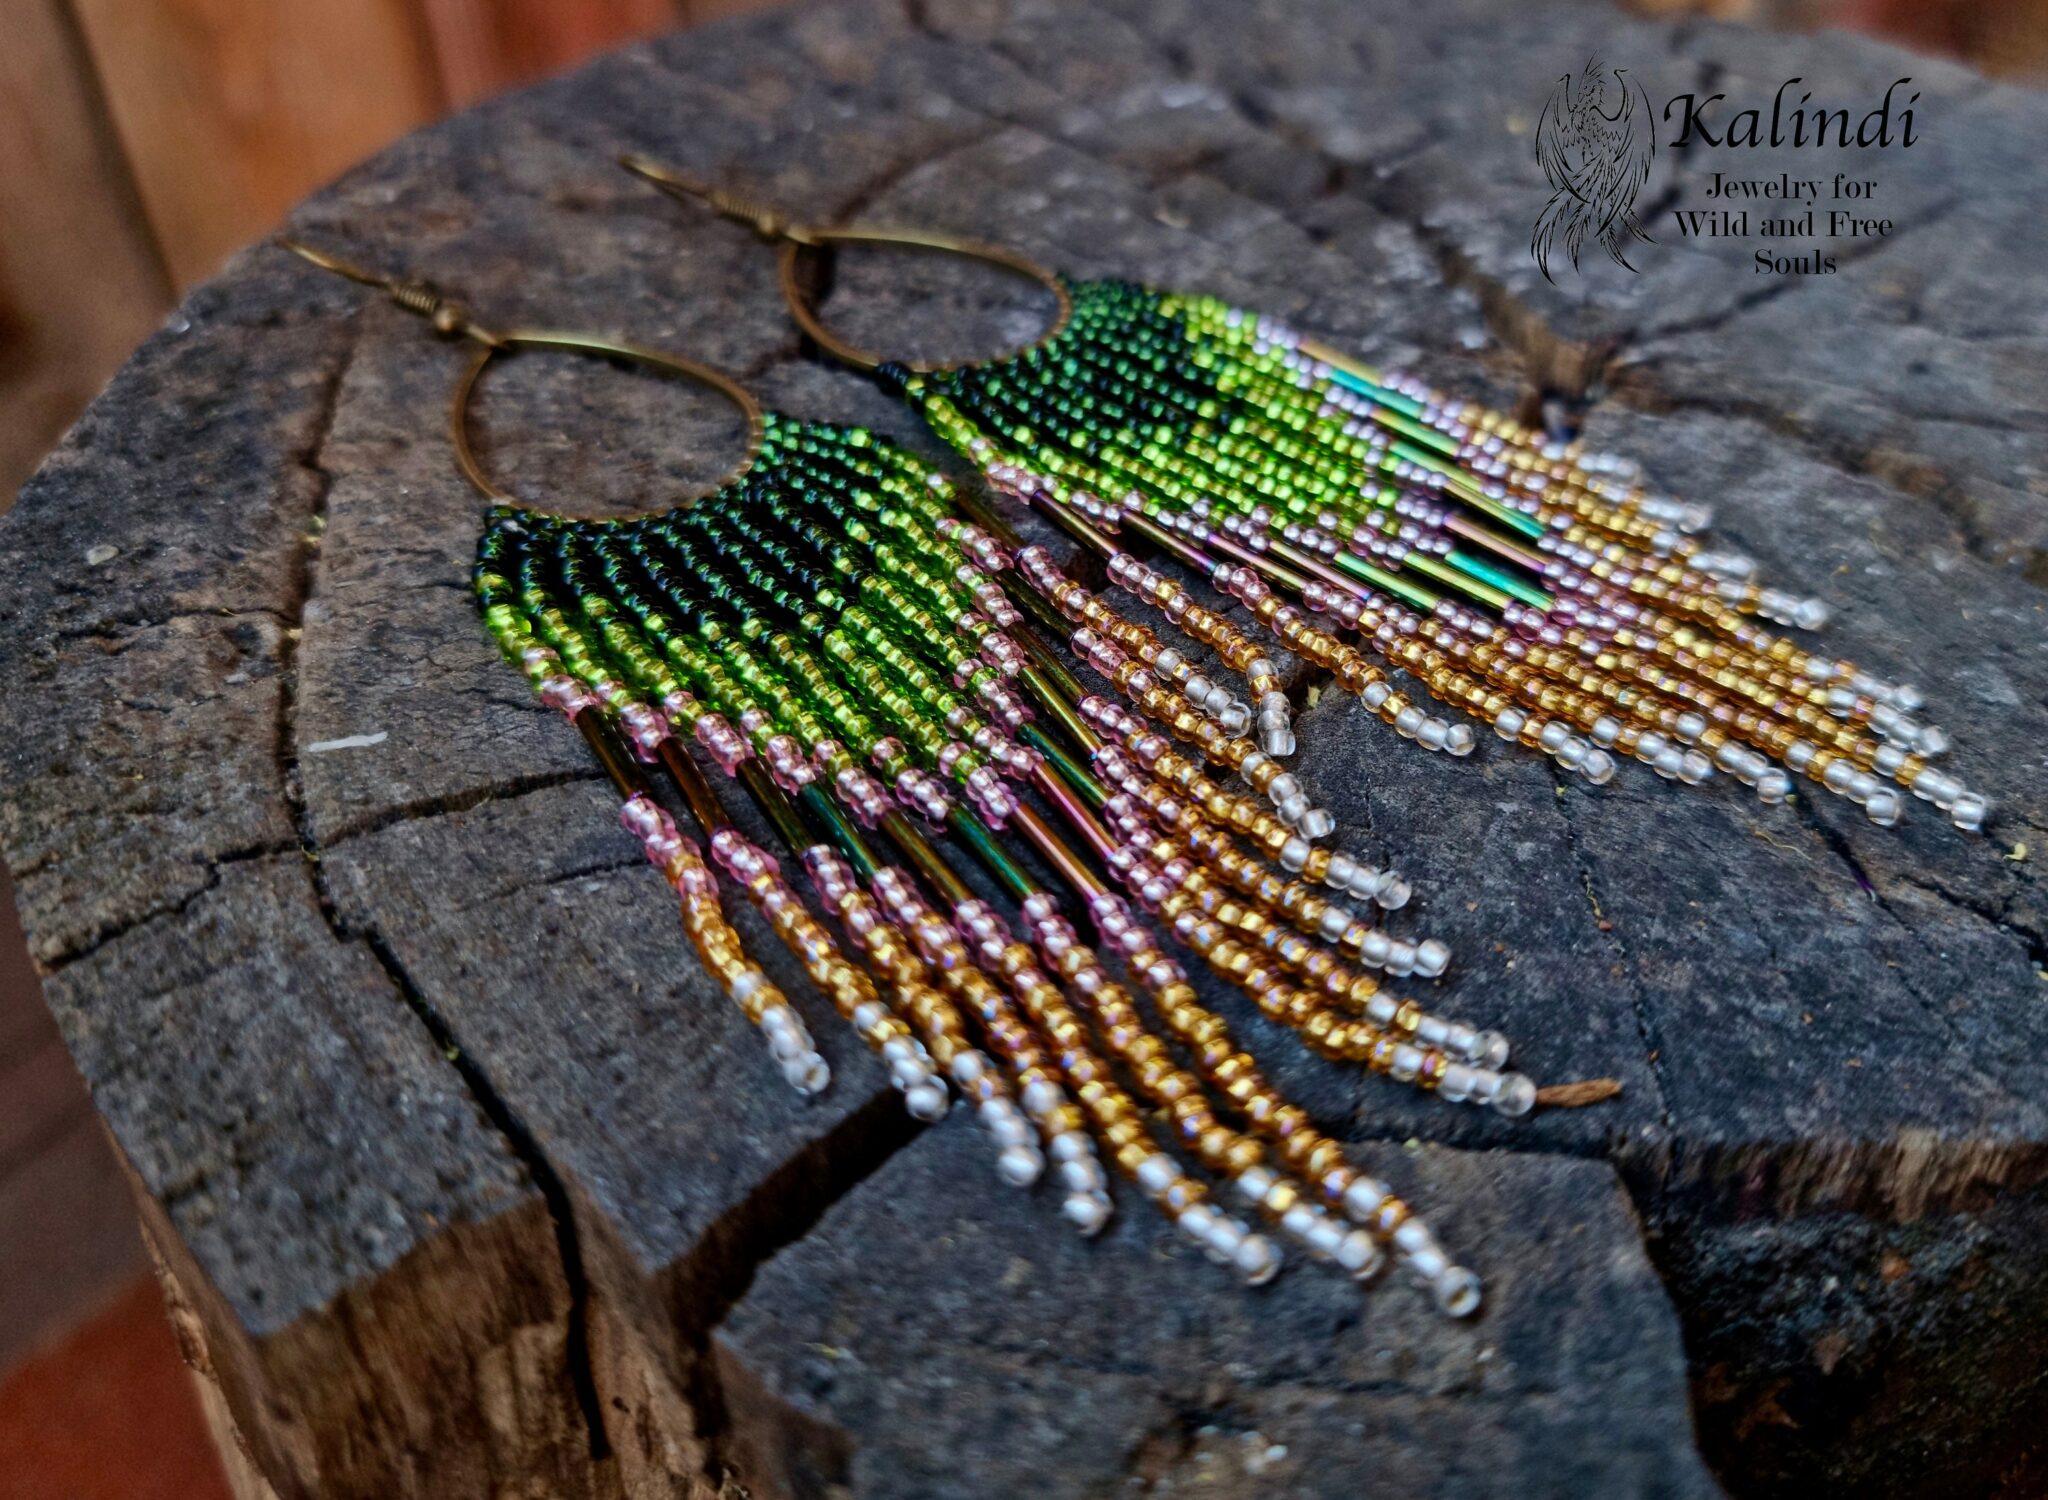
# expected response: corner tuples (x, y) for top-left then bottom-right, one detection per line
(2, 1), (2044, 1495)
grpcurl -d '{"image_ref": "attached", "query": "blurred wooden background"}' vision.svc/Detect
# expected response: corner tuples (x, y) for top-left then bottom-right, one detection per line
(0, 0), (780, 522)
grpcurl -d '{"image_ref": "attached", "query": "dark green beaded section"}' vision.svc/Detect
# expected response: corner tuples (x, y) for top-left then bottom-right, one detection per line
(889, 278), (1553, 615)
(469, 413), (1013, 791)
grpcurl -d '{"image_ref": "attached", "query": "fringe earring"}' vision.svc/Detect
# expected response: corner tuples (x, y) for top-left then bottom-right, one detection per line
(281, 237), (1532, 1319)
(626, 157), (1989, 839)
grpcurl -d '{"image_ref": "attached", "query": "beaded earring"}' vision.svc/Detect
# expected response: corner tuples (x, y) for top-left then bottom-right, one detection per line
(624, 157), (1990, 837)
(280, 237), (1540, 1319)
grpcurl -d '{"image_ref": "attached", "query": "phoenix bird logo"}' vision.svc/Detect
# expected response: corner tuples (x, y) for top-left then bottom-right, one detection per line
(1532, 58), (1657, 281)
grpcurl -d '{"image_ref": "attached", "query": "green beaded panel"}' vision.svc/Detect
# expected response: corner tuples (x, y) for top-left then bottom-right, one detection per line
(895, 279), (1554, 617)
(472, 414), (1007, 785)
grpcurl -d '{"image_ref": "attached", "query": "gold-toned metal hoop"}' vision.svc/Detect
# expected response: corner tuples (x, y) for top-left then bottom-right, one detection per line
(621, 156), (1072, 374)
(774, 230), (1071, 374)
(276, 236), (765, 508)
(449, 333), (765, 504)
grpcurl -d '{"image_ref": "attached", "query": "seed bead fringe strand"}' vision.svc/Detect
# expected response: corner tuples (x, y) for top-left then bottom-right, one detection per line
(469, 411), (1516, 1317)
(884, 278), (1988, 835)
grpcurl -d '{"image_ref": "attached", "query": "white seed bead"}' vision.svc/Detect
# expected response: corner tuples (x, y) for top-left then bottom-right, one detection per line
(997, 1146), (1043, 1187)
(782, 1055), (831, 1095)
(1236, 1233), (1282, 1285)
(1393, 1219), (1434, 1256)
(1234, 1165), (1277, 1202)
(1337, 1229), (1386, 1279)
(1408, 1243), (1450, 1282)
(1306, 1216), (1347, 1260)
(1136, 1153), (1177, 1196)
(903, 1081), (949, 1121)
(1342, 1176), (1390, 1221)
(1435, 1266), (1484, 1318)
(1493, 1073), (1538, 1118)
(1063, 1192), (1111, 1236)
(1060, 1157), (1105, 1195)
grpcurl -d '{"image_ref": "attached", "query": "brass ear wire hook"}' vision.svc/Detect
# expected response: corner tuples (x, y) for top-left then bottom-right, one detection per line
(618, 155), (1072, 375)
(275, 235), (507, 347)
(275, 234), (766, 506)
(618, 155), (818, 246)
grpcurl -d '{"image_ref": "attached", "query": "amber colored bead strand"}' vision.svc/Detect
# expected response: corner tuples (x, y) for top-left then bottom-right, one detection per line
(855, 851), (1117, 1231)
(1101, 795), (1447, 979)
(950, 891), (1281, 1283)
(1068, 882), (1487, 1317)
(1013, 891), (1399, 1288)
(1077, 692), (1408, 907)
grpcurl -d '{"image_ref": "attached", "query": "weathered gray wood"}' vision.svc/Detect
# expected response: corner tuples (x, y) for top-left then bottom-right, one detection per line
(1, 0), (2044, 1496)
(717, 1118), (1716, 1500)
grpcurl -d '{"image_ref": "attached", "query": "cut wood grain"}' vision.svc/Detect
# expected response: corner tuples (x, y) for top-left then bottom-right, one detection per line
(2, 1), (2044, 1496)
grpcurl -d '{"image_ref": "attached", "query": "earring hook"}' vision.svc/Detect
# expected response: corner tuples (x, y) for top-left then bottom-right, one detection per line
(618, 155), (817, 245)
(277, 234), (766, 507)
(618, 155), (1072, 374)
(275, 235), (504, 346)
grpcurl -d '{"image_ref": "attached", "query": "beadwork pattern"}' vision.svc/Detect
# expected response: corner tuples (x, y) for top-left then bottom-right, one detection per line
(472, 411), (1522, 1317)
(887, 279), (1988, 834)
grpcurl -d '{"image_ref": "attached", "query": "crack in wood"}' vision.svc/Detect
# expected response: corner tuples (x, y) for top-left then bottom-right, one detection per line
(273, 310), (619, 1464)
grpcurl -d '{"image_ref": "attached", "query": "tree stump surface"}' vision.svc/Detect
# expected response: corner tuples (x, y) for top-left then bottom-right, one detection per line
(2, 1), (2044, 1496)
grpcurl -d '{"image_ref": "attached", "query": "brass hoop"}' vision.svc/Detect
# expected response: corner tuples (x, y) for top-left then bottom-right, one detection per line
(277, 237), (766, 512)
(775, 229), (1072, 374)
(449, 332), (766, 505)
(619, 158), (1071, 374)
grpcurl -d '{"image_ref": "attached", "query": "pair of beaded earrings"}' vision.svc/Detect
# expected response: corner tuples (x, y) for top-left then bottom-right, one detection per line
(280, 154), (1987, 1319)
